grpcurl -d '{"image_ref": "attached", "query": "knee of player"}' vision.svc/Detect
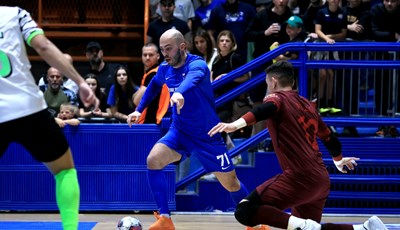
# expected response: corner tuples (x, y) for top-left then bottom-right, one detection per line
(234, 200), (259, 227)
(146, 155), (162, 169)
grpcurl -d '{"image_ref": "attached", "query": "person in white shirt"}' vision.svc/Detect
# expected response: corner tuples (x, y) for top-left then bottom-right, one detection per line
(0, 6), (98, 230)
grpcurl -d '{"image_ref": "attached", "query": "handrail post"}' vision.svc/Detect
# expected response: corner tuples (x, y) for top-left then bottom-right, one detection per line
(298, 48), (309, 98)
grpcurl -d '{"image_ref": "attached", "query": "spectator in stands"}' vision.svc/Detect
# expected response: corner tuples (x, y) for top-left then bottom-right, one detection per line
(85, 41), (119, 96)
(212, 30), (250, 125)
(245, 0), (292, 63)
(40, 67), (79, 117)
(208, 60), (387, 230)
(343, 0), (371, 41)
(208, 0), (256, 60)
(127, 29), (253, 230)
(55, 103), (80, 128)
(38, 53), (79, 94)
(192, 28), (218, 71)
(342, 0), (372, 115)
(288, 0), (312, 15)
(245, 0), (292, 137)
(315, 0), (347, 114)
(107, 66), (139, 122)
(370, 0), (400, 115)
(255, 0), (273, 12)
(156, 0), (196, 30)
(133, 43), (170, 124)
(194, 0), (226, 31)
(272, 15), (307, 62)
(0, 6), (98, 230)
(301, 0), (326, 37)
(79, 73), (112, 119)
(147, 0), (190, 61)
(370, 0), (400, 42)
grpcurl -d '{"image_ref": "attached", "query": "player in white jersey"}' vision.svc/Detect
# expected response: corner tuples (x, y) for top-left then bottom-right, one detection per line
(0, 6), (98, 230)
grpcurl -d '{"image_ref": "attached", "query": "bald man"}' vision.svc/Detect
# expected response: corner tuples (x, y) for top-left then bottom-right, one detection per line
(127, 29), (250, 230)
(38, 53), (79, 94)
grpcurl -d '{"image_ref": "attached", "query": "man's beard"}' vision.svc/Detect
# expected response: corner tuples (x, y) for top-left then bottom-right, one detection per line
(90, 57), (102, 66)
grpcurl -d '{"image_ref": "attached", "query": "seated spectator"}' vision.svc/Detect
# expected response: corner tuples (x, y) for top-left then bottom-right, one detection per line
(107, 66), (139, 122)
(134, 43), (170, 124)
(79, 73), (112, 119)
(38, 53), (79, 94)
(40, 67), (78, 116)
(55, 103), (80, 128)
(85, 41), (120, 96)
(192, 28), (218, 72)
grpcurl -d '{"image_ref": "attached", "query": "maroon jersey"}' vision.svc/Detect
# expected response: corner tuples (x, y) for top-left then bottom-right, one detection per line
(264, 90), (330, 172)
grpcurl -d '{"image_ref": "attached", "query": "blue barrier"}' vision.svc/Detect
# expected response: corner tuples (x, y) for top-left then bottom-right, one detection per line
(0, 124), (176, 211)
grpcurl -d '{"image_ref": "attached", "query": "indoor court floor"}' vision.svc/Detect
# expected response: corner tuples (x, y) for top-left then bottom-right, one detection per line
(0, 212), (399, 229)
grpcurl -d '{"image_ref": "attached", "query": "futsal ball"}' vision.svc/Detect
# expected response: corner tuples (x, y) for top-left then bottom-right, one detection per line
(116, 216), (142, 230)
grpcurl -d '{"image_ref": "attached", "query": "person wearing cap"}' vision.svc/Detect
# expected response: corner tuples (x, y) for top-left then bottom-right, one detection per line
(273, 15), (307, 62)
(245, 0), (292, 146)
(85, 41), (120, 97)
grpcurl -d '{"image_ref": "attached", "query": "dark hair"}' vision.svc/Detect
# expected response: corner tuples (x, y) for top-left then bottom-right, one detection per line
(192, 28), (214, 64)
(265, 61), (295, 87)
(113, 66), (137, 111)
(84, 73), (103, 100)
(143, 42), (159, 53)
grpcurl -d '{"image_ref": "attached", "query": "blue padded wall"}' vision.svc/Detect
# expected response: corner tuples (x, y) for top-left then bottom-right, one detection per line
(0, 124), (176, 211)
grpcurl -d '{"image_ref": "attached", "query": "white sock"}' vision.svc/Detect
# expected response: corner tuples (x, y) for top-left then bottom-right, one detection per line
(288, 216), (306, 230)
(160, 214), (170, 218)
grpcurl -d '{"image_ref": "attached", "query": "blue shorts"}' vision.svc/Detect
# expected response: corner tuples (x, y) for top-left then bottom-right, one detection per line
(158, 127), (235, 172)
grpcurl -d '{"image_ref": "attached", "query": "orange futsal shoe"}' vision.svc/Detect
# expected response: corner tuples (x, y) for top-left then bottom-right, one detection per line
(149, 211), (175, 230)
(246, 224), (271, 230)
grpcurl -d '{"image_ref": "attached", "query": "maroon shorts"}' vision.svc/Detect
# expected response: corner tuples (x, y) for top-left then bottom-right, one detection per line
(256, 168), (330, 222)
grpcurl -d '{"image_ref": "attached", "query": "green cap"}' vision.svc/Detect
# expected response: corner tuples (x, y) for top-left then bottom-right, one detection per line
(286, 16), (303, 28)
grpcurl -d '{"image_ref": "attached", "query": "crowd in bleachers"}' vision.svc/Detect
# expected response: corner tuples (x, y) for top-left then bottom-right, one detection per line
(39, 0), (399, 126)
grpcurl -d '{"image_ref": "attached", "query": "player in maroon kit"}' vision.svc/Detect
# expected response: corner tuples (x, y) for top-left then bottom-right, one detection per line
(208, 61), (387, 230)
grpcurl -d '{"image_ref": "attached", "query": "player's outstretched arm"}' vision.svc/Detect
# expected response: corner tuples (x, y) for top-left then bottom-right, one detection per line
(30, 34), (99, 109)
(127, 111), (142, 127)
(170, 92), (184, 114)
(333, 156), (360, 173)
(208, 118), (247, 137)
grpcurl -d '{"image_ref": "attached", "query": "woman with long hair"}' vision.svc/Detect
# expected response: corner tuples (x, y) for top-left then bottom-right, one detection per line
(79, 73), (112, 119)
(107, 66), (138, 122)
(192, 28), (218, 72)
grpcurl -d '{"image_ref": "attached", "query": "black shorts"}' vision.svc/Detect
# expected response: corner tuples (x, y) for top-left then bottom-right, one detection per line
(0, 109), (69, 162)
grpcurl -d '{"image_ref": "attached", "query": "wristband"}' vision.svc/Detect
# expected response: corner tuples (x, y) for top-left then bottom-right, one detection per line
(232, 118), (247, 130)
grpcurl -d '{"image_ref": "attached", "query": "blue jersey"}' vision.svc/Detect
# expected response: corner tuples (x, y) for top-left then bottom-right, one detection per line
(137, 54), (220, 139)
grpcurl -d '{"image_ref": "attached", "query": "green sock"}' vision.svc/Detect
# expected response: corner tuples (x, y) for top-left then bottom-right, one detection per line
(55, 168), (80, 230)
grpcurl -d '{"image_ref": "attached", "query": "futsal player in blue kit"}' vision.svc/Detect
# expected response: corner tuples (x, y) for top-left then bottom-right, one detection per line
(127, 29), (251, 230)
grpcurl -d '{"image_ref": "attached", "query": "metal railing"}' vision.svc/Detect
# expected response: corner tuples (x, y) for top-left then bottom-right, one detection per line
(177, 42), (400, 190)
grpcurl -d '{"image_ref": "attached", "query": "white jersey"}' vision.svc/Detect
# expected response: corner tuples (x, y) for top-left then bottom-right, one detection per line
(0, 6), (47, 123)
